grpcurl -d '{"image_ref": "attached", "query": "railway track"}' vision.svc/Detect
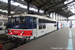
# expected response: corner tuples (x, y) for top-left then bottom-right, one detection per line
(0, 34), (27, 50)
(0, 34), (15, 50)
(0, 34), (39, 50)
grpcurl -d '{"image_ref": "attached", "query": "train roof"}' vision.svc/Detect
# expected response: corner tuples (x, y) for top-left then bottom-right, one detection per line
(11, 14), (56, 22)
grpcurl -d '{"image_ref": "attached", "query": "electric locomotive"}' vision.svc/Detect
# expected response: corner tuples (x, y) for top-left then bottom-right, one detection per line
(7, 14), (57, 42)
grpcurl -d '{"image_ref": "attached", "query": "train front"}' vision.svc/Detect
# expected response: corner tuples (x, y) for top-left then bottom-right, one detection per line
(7, 16), (34, 40)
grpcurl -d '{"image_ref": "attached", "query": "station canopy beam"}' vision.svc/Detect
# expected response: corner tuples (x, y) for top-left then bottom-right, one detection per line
(0, 0), (74, 17)
(25, 0), (74, 17)
(8, 0), (11, 16)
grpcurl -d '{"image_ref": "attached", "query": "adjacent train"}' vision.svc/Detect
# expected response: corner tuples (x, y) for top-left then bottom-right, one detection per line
(0, 21), (6, 30)
(7, 14), (57, 42)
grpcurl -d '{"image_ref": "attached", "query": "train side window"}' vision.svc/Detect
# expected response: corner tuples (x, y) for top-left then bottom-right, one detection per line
(43, 25), (46, 29)
(33, 17), (36, 23)
(39, 19), (43, 23)
(39, 25), (42, 29)
(45, 20), (47, 23)
(30, 18), (33, 23)
(43, 19), (45, 23)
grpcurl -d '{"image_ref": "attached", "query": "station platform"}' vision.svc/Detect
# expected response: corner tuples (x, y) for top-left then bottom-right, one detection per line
(0, 30), (5, 34)
(14, 26), (75, 50)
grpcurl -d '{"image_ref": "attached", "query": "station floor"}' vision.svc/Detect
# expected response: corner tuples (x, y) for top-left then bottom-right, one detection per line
(14, 26), (75, 50)
(0, 30), (5, 34)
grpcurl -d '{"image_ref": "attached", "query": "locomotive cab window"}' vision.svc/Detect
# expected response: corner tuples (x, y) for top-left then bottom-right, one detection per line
(8, 18), (15, 23)
(8, 18), (11, 23)
(16, 17), (20, 23)
(11, 18), (15, 23)
(15, 17), (26, 23)
(21, 17), (25, 23)
(9, 17), (26, 24)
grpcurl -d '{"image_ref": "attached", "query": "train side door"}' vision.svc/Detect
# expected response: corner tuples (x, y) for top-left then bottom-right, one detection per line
(25, 17), (37, 38)
(32, 17), (37, 38)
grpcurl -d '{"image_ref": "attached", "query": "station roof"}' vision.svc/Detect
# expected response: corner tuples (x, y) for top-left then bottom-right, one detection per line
(0, 0), (74, 17)
(25, 0), (73, 17)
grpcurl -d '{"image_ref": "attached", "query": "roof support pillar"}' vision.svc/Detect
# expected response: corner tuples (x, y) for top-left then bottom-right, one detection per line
(52, 12), (54, 19)
(67, 17), (68, 22)
(70, 21), (72, 28)
(44, 10), (46, 15)
(49, 13), (50, 17)
(59, 14), (61, 21)
(27, 2), (30, 14)
(38, 8), (40, 15)
(8, 0), (11, 16)
(55, 13), (56, 20)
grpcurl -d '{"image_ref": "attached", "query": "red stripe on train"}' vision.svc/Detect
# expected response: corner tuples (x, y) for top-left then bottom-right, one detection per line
(8, 29), (32, 36)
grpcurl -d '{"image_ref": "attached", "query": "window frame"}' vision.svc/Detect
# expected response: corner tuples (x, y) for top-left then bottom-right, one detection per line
(38, 19), (56, 23)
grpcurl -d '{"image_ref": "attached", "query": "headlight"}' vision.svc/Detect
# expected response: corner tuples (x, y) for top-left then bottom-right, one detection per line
(22, 31), (24, 34)
(9, 30), (11, 32)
